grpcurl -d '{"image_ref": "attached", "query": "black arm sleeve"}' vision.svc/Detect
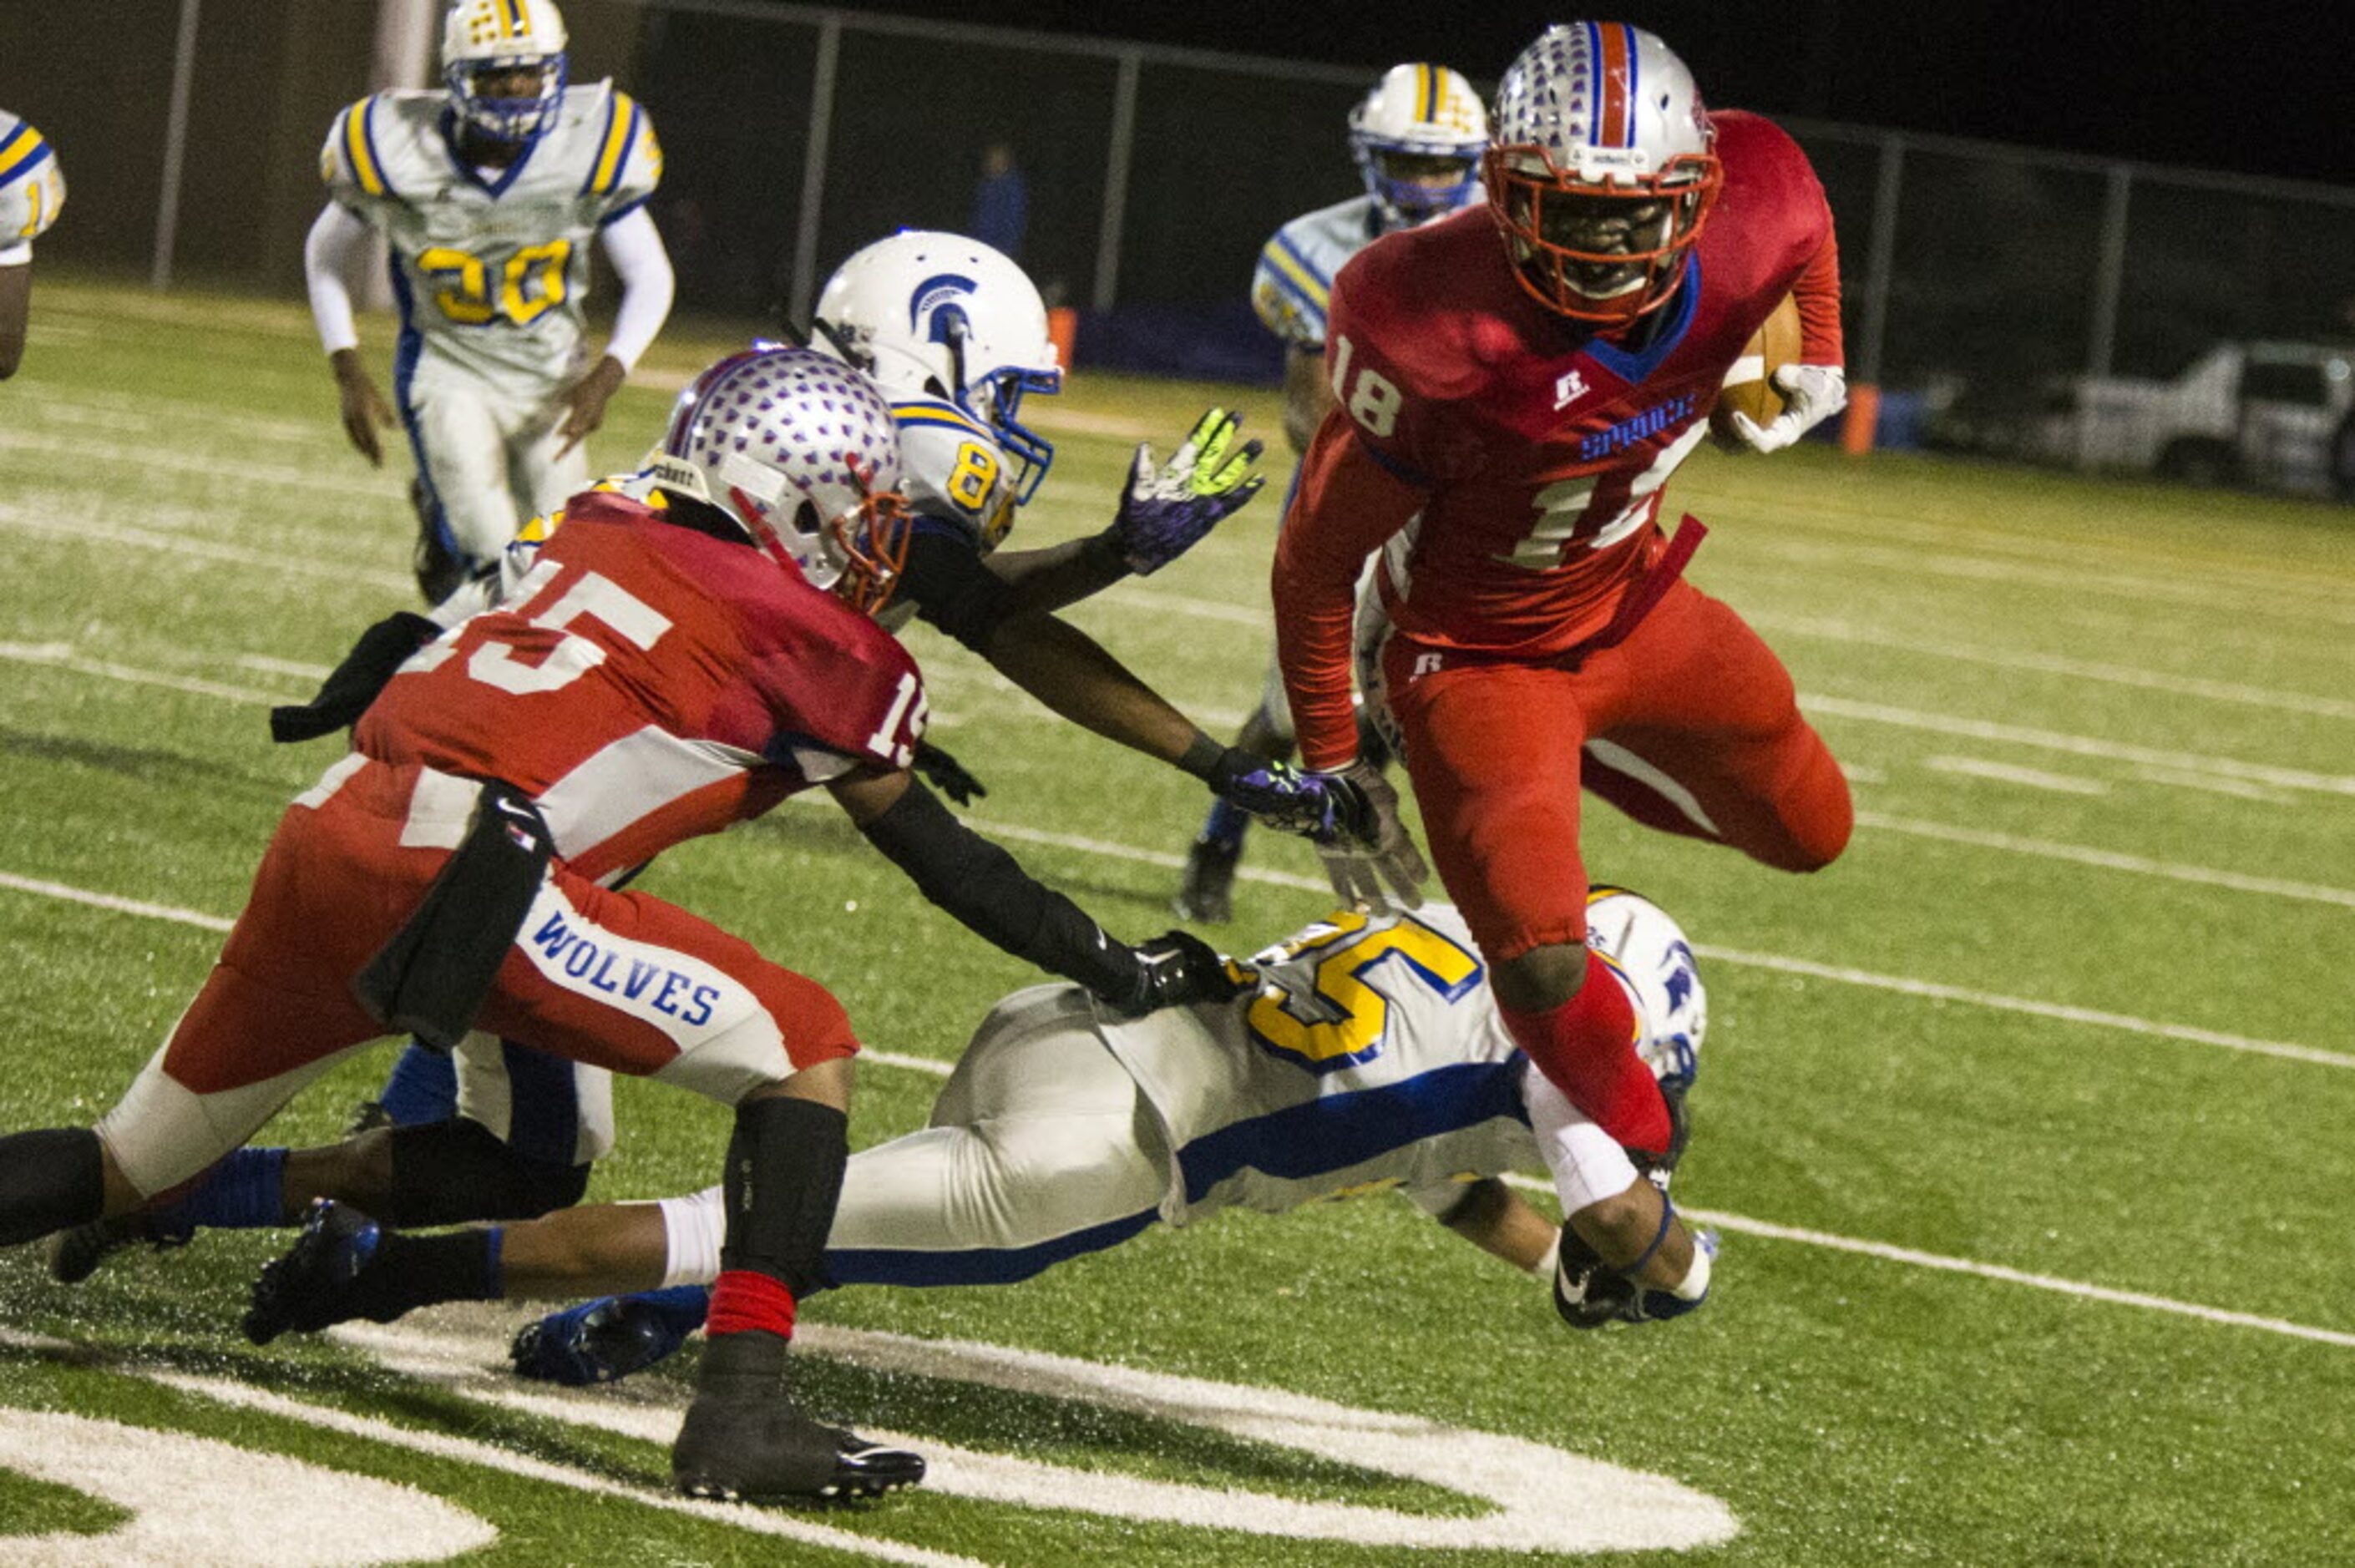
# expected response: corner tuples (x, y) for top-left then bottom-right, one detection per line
(269, 611), (439, 742)
(899, 524), (1022, 656)
(858, 778), (1139, 999)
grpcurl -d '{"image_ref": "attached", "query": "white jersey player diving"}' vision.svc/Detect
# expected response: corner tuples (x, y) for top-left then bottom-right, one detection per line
(233, 888), (1714, 1385)
(662, 889), (1706, 1288)
(304, 0), (674, 599)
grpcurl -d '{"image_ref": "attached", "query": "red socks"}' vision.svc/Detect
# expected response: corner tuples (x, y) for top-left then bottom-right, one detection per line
(1499, 950), (1671, 1153)
(706, 1268), (798, 1339)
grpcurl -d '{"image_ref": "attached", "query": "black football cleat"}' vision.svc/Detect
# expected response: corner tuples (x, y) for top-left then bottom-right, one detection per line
(1172, 834), (1242, 924)
(46, 1211), (193, 1285)
(671, 1331), (924, 1505)
(1551, 1223), (1641, 1330)
(244, 1200), (382, 1345)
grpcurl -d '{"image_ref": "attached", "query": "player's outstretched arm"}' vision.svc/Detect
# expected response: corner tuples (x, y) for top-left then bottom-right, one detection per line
(831, 766), (1240, 1015)
(986, 407), (1265, 615)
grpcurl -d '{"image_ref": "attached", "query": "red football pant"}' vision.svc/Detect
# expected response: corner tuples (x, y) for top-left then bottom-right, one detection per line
(1383, 579), (1849, 1144)
(1385, 577), (1851, 961)
(99, 759), (858, 1199)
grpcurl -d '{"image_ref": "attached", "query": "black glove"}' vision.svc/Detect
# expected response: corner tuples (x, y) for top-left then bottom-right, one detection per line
(1107, 930), (1245, 1018)
(270, 611), (439, 742)
(912, 739), (988, 807)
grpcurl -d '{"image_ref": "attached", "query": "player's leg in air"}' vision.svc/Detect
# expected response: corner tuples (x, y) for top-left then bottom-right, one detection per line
(46, 1033), (604, 1285)
(1382, 651), (1693, 1247)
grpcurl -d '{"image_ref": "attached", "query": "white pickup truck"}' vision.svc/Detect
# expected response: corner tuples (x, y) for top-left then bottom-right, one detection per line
(2037, 339), (2355, 498)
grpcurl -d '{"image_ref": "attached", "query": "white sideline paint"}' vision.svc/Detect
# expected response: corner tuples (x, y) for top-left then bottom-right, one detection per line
(1806, 694), (2355, 797)
(1854, 812), (2355, 909)
(333, 1317), (1740, 1555)
(144, 1368), (987, 1568)
(0, 1405), (496, 1565)
(1924, 756), (2109, 795)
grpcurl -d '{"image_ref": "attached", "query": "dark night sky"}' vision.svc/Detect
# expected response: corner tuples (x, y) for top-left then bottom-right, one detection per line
(843, 1), (2355, 187)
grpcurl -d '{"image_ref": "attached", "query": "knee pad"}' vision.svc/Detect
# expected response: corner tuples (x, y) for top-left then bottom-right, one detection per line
(0, 1128), (104, 1247)
(384, 1117), (590, 1226)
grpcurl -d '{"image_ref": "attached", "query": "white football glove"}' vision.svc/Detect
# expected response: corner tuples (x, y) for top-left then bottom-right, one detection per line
(1725, 364), (1846, 454)
(1309, 758), (1428, 914)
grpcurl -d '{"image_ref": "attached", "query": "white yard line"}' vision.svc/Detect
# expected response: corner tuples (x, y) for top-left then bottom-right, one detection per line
(1923, 756), (2109, 795)
(0, 503), (411, 593)
(3, 879), (2346, 1359)
(0, 872), (234, 933)
(0, 427), (405, 504)
(1854, 812), (2355, 908)
(1498, 1180), (2355, 1353)
(1806, 693), (2355, 796)
(1691, 944), (2355, 1069)
(1740, 534), (2355, 626)
(23, 644), (2349, 913)
(0, 640), (287, 706)
(1749, 611), (2355, 721)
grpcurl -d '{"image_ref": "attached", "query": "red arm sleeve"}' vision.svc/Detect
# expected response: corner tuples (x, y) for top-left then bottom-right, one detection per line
(1270, 406), (1427, 771)
(1793, 230), (1844, 367)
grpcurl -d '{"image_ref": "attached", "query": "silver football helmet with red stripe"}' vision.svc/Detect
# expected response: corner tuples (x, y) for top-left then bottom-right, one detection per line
(655, 346), (913, 615)
(1485, 22), (1723, 325)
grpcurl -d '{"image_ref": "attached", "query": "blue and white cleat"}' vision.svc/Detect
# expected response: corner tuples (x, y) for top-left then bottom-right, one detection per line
(510, 1286), (712, 1385)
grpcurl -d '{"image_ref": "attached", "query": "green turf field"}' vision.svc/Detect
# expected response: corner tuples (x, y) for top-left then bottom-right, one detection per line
(2, 278), (2350, 1565)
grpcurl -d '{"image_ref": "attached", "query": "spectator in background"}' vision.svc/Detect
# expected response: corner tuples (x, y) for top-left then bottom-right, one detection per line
(0, 109), (67, 379)
(970, 142), (1029, 263)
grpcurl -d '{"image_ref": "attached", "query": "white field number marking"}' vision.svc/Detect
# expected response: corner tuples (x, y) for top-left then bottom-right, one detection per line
(337, 1315), (1742, 1555)
(0, 1405), (495, 1565)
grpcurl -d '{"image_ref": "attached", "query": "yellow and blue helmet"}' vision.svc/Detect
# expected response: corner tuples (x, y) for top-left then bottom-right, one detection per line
(442, 0), (570, 147)
(1350, 63), (1488, 228)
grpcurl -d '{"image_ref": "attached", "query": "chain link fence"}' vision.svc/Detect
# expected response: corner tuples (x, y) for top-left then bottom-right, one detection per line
(15, 0), (2354, 483)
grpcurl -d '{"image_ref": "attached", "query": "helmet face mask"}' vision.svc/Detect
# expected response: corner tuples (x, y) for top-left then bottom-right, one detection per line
(442, 0), (570, 149)
(1486, 23), (1723, 326)
(1350, 63), (1489, 229)
(656, 346), (914, 617)
(813, 231), (1064, 502)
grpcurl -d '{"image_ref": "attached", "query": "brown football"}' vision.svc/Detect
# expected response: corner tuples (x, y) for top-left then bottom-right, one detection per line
(1710, 292), (1802, 443)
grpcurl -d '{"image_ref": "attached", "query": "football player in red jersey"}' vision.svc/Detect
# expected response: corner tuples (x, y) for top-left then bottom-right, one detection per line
(1272, 23), (1855, 1288)
(0, 347), (1238, 1505)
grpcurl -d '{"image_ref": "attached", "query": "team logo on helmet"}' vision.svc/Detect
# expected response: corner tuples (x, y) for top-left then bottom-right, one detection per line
(813, 232), (1064, 502)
